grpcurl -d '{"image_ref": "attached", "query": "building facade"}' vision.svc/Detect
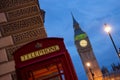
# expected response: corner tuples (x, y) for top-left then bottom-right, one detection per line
(0, 0), (47, 80)
(102, 63), (120, 80)
(103, 71), (120, 80)
(72, 15), (103, 80)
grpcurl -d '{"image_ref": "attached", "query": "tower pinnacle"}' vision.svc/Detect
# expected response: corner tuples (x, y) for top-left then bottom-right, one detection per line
(71, 13), (85, 35)
(71, 13), (79, 30)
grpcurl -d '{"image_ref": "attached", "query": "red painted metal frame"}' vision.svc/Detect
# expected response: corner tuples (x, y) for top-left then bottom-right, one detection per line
(14, 38), (78, 80)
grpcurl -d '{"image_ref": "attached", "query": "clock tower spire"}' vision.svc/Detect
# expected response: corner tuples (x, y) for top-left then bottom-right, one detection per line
(72, 14), (85, 34)
(72, 15), (103, 80)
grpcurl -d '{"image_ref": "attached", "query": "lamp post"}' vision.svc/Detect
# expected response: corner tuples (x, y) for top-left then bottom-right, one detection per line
(86, 62), (94, 80)
(104, 23), (120, 59)
(119, 48), (120, 58)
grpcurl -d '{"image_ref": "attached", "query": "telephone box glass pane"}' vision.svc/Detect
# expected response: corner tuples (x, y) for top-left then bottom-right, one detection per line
(28, 63), (64, 80)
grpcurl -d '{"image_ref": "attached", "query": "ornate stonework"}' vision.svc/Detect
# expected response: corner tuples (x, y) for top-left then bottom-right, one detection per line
(12, 27), (46, 44)
(6, 27), (47, 61)
(0, 0), (47, 79)
(0, 14), (43, 36)
(6, 42), (27, 61)
(0, 0), (37, 11)
(6, 4), (40, 21)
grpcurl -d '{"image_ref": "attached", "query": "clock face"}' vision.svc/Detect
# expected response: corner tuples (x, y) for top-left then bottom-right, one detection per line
(80, 40), (87, 47)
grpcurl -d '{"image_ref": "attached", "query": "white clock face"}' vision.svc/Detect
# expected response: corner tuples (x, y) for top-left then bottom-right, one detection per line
(80, 40), (87, 47)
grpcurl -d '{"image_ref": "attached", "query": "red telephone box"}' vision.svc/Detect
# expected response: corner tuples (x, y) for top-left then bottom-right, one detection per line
(14, 38), (78, 80)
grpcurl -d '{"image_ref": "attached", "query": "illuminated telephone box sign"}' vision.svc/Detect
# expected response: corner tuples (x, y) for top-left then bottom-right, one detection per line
(14, 38), (78, 80)
(20, 45), (60, 62)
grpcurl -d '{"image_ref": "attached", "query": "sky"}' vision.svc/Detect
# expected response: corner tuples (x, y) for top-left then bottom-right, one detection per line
(39, 0), (120, 80)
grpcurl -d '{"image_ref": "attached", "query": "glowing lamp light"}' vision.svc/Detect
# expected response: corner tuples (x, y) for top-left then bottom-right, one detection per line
(104, 23), (120, 60)
(86, 62), (91, 67)
(104, 24), (112, 33)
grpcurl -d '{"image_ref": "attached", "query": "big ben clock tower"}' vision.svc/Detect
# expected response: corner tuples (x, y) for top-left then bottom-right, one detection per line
(72, 15), (103, 80)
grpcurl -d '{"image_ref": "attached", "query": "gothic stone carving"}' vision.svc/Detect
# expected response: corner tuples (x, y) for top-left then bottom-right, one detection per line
(6, 42), (28, 61)
(12, 27), (47, 44)
(6, 28), (47, 60)
(6, 4), (40, 21)
(0, 14), (43, 36)
(0, 0), (36, 10)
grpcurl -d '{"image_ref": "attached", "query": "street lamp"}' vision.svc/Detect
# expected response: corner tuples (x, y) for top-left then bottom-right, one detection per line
(104, 23), (119, 59)
(86, 62), (94, 80)
(119, 48), (120, 57)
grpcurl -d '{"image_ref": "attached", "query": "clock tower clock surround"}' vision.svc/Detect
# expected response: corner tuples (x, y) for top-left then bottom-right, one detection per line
(72, 15), (103, 80)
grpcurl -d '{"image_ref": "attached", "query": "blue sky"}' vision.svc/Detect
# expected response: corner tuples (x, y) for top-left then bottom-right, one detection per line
(39, 0), (120, 79)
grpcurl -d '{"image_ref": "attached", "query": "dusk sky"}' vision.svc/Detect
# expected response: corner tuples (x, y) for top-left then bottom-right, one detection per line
(39, 0), (120, 79)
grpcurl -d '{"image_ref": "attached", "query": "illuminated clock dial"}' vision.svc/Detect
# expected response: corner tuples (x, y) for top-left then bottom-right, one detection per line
(80, 40), (87, 47)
